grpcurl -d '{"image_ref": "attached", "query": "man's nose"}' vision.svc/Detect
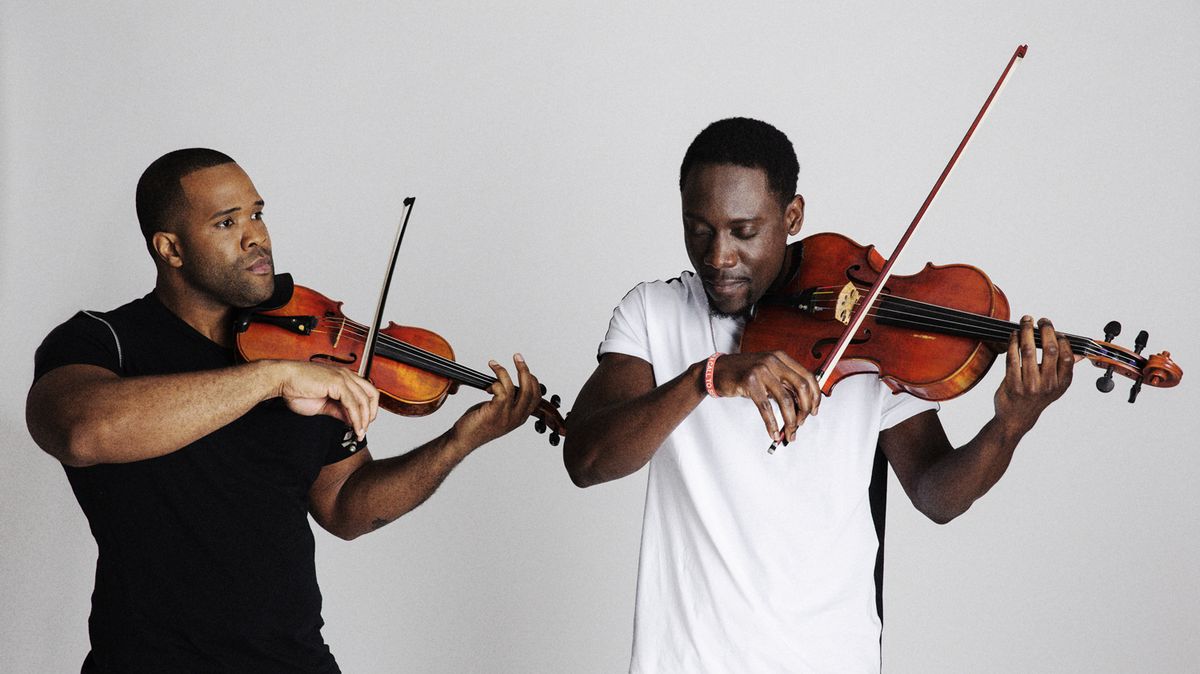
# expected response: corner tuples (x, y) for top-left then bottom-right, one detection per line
(243, 218), (269, 249)
(704, 234), (736, 269)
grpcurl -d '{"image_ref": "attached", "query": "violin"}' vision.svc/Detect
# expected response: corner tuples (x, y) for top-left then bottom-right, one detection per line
(742, 232), (1182, 402)
(744, 45), (1180, 455)
(234, 274), (567, 444)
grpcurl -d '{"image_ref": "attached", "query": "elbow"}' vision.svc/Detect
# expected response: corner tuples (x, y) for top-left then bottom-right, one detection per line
(562, 442), (600, 489)
(926, 511), (956, 526)
(568, 471), (597, 489)
(30, 419), (102, 468)
(912, 477), (973, 525)
(564, 458), (596, 489)
(60, 426), (107, 467)
(315, 513), (366, 542)
(920, 500), (971, 525)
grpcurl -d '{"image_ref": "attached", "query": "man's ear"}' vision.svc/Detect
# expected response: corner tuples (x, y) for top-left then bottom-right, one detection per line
(785, 194), (805, 236)
(151, 231), (184, 269)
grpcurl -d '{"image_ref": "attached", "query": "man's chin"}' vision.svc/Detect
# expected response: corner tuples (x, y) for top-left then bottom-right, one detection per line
(234, 275), (276, 308)
(706, 294), (752, 319)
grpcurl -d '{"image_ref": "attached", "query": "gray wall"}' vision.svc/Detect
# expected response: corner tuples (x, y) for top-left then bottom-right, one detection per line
(2, 2), (1197, 672)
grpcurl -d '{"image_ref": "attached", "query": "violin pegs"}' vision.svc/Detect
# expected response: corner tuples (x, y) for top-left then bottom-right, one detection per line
(1103, 321), (1122, 342)
(549, 432), (561, 447)
(1095, 320), (1125, 394)
(534, 420), (547, 434)
(539, 383), (547, 396)
(551, 394), (561, 408)
(1128, 377), (1144, 403)
(1134, 330), (1149, 354)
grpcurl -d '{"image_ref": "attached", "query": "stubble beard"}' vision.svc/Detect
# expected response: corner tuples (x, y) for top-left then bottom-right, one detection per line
(184, 261), (274, 309)
(706, 284), (756, 320)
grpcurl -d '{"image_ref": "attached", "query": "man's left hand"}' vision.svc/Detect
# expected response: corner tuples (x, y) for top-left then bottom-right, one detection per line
(994, 315), (1075, 435)
(451, 354), (542, 448)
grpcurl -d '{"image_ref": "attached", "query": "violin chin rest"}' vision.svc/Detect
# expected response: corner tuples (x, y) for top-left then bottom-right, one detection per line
(259, 273), (295, 311)
(233, 273), (295, 333)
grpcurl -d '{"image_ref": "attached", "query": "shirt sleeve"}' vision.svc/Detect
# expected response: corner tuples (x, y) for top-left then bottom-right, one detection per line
(319, 417), (368, 466)
(597, 283), (651, 363)
(33, 311), (124, 383)
(879, 388), (940, 430)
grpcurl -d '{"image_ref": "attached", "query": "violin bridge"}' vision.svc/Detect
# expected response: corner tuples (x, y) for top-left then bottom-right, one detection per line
(332, 316), (344, 348)
(835, 282), (860, 325)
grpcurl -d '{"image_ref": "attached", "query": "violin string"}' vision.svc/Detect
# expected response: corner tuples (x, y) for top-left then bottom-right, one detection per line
(802, 287), (1141, 368)
(332, 323), (491, 385)
(342, 332), (497, 389)
(818, 292), (1136, 367)
(303, 330), (492, 390)
(307, 317), (498, 390)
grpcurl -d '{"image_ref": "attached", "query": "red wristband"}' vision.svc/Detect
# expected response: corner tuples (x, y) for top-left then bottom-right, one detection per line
(705, 352), (723, 398)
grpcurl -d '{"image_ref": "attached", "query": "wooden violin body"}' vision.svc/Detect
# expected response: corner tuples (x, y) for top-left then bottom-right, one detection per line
(235, 277), (567, 442)
(238, 284), (457, 416)
(742, 233), (1182, 402)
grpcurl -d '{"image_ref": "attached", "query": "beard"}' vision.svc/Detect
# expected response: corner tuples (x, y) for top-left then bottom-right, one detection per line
(708, 304), (752, 320)
(704, 284), (756, 319)
(182, 253), (275, 309)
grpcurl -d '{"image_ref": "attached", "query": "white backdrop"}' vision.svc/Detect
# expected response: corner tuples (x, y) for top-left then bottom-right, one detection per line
(2, 2), (1197, 672)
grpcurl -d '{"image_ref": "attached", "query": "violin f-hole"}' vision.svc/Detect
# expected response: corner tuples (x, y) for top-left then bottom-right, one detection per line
(812, 330), (872, 361)
(311, 352), (358, 366)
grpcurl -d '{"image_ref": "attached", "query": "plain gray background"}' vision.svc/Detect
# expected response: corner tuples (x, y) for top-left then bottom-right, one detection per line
(2, 2), (1197, 672)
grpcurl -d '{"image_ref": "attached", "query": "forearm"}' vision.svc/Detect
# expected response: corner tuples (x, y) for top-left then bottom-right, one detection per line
(27, 361), (285, 467)
(326, 429), (477, 540)
(564, 361), (707, 488)
(916, 415), (1028, 523)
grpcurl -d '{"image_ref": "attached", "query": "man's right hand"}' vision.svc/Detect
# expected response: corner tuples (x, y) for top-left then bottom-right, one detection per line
(709, 351), (820, 444)
(272, 361), (380, 440)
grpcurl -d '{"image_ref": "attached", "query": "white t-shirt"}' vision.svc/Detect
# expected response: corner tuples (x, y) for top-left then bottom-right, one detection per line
(599, 271), (938, 674)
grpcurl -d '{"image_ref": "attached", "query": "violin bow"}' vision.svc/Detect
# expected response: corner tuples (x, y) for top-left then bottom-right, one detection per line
(813, 45), (1028, 395)
(359, 197), (416, 380)
(768, 45), (1028, 454)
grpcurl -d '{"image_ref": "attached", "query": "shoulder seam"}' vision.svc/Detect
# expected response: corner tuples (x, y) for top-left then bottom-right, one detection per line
(81, 310), (124, 371)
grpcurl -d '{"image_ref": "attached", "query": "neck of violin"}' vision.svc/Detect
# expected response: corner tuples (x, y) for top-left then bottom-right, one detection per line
(876, 294), (1096, 354)
(371, 334), (496, 391)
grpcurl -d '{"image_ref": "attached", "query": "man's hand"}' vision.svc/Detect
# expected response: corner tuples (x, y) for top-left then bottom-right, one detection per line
(711, 351), (820, 444)
(452, 354), (542, 449)
(274, 361), (380, 441)
(993, 316), (1074, 435)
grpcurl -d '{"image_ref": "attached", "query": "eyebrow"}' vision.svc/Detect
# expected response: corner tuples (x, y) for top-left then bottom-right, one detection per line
(208, 200), (265, 220)
(683, 211), (764, 225)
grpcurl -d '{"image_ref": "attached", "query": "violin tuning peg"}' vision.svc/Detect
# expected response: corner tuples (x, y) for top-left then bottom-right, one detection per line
(1128, 378), (1144, 403)
(549, 432), (561, 447)
(538, 383), (547, 396)
(1095, 372), (1115, 393)
(1103, 320), (1122, 342)
(1134, 330), (1149, 354)
(551, 394), (561, 408)
(534, 420), (547, 434)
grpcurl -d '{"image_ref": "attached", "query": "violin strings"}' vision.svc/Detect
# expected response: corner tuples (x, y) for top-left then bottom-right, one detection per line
(801, 287), (1140, 369)
(825, 294), (1111, 361)
(304, 317), (498, 390)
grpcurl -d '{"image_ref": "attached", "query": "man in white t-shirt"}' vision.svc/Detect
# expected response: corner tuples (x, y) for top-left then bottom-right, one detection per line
(563, 117), (1075, 673)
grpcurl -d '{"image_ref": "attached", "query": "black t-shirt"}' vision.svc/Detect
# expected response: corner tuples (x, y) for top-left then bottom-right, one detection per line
(33, 293), (363, 673)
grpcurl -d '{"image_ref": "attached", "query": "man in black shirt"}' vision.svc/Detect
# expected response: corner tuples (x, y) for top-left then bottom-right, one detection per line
(26, 148), (545, 672)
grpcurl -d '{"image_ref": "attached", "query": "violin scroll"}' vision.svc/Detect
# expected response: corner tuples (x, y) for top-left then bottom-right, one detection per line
(1086, 322), (1181, 403)
(532, 386), (565, 446)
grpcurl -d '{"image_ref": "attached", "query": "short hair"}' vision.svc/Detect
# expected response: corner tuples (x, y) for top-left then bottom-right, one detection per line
(679, 117), (799, 204)
(135, 148), (235, 246)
